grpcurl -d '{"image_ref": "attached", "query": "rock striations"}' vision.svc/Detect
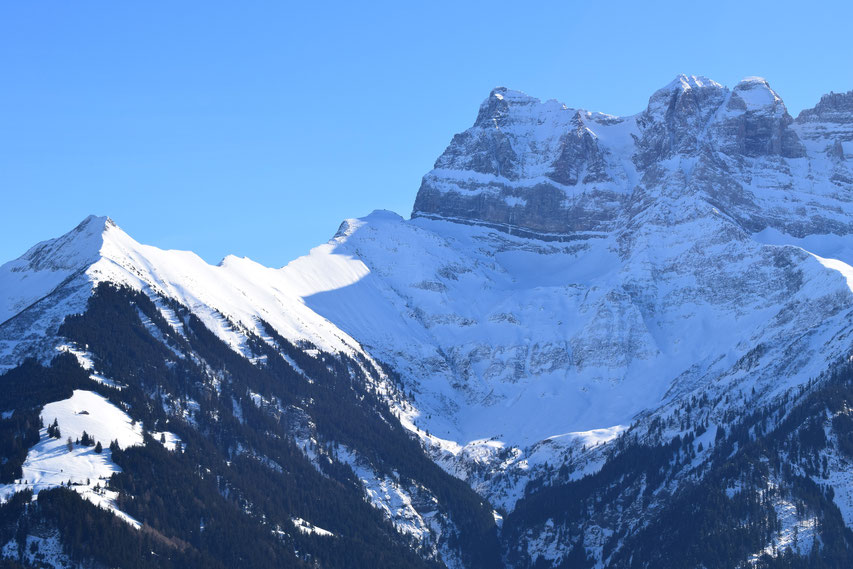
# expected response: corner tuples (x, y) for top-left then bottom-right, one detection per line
(413, 75), (852, 239)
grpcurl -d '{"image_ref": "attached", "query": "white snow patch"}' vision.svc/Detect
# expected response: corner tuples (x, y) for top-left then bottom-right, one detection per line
(735, 77), (780, 108)
(547, 425), (627, 447)
(0, 390), (179, 528)
(56, 344), (94, 370)
(89, 372), (124, 390)
(335, 446), (435, 542)
(292, 517), (334, 537)
(150, 430), (182, 452)
(2, 532), (72, 569)
(750, 498), (817, 562)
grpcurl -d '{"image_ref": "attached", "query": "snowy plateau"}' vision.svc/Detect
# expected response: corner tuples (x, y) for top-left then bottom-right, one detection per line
(2, 75), (853, 568)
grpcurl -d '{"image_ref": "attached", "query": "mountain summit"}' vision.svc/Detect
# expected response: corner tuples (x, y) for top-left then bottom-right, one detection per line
(0, 215), (111, 325)
(412, 74), (849, 241)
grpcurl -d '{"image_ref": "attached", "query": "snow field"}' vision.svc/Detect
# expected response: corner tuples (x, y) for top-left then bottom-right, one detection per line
(0, 390), (181, 528)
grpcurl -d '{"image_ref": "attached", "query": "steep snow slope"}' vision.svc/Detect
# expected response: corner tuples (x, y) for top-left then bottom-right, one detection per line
(0, 217), (104, 326)
(284, 207), (853, 449)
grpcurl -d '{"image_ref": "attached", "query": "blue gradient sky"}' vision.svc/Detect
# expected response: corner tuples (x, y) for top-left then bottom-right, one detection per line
(2, 0), (852, 267)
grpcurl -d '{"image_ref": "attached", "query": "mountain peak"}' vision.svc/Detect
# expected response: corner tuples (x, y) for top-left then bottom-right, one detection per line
(474, 87), (543, 128)
(488, 86), (538, 103)
(730, 76), (783, 110)
(414, 75), (848, 239)
(663, 74), (723, 93)
(13, 215), (117, 273)
(0, 215), (124, 325)
(646, 74), (725, 108)
(643, 74), (728, 122)
(77, 214), (114, 229)
(738, 75), (769, 85)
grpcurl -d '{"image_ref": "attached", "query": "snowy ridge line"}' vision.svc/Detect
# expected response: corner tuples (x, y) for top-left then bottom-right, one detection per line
(0, 214), (388, 380)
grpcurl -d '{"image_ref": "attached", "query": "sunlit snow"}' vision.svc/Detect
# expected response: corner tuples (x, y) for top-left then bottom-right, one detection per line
(0, 390), (180, 527)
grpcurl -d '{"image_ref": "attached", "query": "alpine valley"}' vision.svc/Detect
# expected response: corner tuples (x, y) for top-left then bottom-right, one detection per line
(3, 75), (853, 569)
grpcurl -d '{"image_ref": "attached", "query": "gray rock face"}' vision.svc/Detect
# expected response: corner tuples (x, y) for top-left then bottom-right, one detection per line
(635, 75), (728, 163)
(412, 87), (632, 237)
(712, 77), (805, 158)
(412, 75), (851, 239)
(797, 90), (853, 126)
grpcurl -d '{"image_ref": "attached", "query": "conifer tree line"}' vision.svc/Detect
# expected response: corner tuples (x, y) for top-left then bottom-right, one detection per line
(0, 284), (499, 569)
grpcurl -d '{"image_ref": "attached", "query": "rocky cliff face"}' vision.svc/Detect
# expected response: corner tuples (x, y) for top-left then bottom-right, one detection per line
(413, 75), (853, 239)
(293, 76), (853, 510)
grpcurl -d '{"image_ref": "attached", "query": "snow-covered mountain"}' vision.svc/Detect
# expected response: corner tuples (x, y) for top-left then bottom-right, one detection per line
(0, 214), (363, 363)
(3, 75), (853, 568)
(287, 76), (853, 504)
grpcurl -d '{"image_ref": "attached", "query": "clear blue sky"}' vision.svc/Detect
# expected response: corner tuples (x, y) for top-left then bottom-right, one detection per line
(2, 0), (852, 267)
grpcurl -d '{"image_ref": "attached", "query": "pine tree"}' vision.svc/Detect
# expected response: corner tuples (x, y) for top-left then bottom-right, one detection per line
(47, 418), (61, 439)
